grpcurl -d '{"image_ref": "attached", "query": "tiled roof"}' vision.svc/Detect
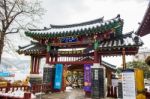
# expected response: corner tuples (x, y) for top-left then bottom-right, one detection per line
(50, 17), (104, 28)
(77, 56), (116, 70)
(136, 2), (150, 36)
(18, 32), (143, 55)
(101, 61), (116, 70)
(17, 42), (46, 55)
(25, 15), (123, 39)
(99, 32), (143, 50)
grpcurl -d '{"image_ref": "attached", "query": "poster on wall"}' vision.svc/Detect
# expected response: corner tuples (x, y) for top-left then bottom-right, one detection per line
(112, 79), (120, 87)
(122, 70), (136, 99)
(54, 64), (63, 89)
(84, 64), (91, 92)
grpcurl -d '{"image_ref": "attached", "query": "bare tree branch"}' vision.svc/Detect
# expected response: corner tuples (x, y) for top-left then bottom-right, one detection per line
(4, 10), (23, 32)
(0, 0), (45, 63)
(3, 0), (9, 25)
(7, 0), (17, 19)
(0, 11), (5, 20)
(1, 20), (5, 32)
(5, 28), (19, 35)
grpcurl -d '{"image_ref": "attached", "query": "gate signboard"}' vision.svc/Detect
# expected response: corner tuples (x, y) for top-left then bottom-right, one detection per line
(122, 69), (136, 99)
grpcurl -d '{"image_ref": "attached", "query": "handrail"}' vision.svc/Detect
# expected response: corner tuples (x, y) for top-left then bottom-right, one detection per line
(0, 83), (51, 94)
(0, 85), (29, 93)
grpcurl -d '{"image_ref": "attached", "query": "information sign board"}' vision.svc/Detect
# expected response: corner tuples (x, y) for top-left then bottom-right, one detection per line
(122, 70), (136, 99)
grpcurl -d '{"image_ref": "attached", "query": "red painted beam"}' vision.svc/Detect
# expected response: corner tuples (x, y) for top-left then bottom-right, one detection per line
(48, 61), (94, 65)
(99, 50), (138, 55)
(99, 48), (138, 55)
(59, 53), (94, 57)
(51, 41), (94, 47)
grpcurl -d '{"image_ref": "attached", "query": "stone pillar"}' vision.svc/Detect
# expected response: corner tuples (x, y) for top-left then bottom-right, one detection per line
(118, 82), (123, 98)
(29, 74), (42, 85)
(91, 63), (106, 98)
(43, 64), (55, 92)
(43, 64), (55, 93)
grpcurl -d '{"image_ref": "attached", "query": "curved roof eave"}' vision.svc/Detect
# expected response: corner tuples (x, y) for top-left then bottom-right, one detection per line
(136, 1), (150, 36)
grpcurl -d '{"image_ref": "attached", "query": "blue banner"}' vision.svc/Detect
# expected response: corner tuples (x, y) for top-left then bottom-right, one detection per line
(0, 72), (14, 77)
(54, 64), (63, 89)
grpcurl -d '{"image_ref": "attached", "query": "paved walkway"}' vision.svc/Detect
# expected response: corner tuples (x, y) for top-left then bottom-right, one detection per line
(36, 89), (90, 99)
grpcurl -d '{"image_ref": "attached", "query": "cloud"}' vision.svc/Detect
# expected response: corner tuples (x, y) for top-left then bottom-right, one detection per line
(107, 0), (149, 3)
(41, 0), (89, 25)
(41, 0), (149, 25)
(134, 0), (148, 2)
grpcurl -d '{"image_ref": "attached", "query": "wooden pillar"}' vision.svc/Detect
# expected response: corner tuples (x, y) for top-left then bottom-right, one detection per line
(122, 48), (126, 70)
(24, 92), (31, 99)
(61, 64), (67, 91)
(107, 69), (112, 86)
(51, 56), (53, 62)
(35, 57), (38, 73)
(99, 54), (102, 65)
(33, 57), (37, 74)
(30, 56), (34, 74)
(94, 50), (100, 63)
(32, 57), (35, 74)
(46, 53), (50, 63)
(35, 57), (38, 74)
(36, 57), (40, 74)
(55, 55), (58, 62)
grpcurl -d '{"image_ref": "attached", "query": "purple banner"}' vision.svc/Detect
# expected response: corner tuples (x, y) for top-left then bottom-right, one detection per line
(84, 64), (91, 92)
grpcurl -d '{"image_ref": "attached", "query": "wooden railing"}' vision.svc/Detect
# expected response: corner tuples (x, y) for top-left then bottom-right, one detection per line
(0, 83), (51, 99)
(31, 83), (51, 94)
(0, 92), (31, 99)
(0, 83), (51, 94)
(0, 85), (29, 93)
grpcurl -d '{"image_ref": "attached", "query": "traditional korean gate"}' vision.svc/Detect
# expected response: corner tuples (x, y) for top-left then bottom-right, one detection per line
(18, 15), (143, 98)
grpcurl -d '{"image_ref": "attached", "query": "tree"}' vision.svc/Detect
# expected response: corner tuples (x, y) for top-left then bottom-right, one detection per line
(0, 0), (44, 63)
(116, 67), (122, 75)
(126, 61), (150, 78)
(145, 56), (150, 66)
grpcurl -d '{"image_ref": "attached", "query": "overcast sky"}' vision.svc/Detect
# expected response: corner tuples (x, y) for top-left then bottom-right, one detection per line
(41, 0), (148, 31)
(3, 0), (150, 66)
